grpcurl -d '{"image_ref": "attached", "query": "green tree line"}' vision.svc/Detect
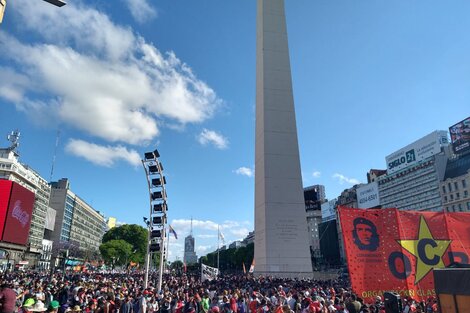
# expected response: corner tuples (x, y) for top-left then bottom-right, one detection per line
(200, 243), (253, 271)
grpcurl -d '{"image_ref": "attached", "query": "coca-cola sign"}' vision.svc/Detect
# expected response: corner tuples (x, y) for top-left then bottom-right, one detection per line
(12, 200), (30, 227)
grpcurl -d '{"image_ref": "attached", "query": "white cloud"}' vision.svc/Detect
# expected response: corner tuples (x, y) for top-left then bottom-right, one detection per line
(197, 234), (217, 239)
(332, 173), (361, 185)
(1, 0), (221, 147)
(312, 171), (321, 178)
(197, 129), (228, 149)
(196, 245), (214, 255)
(231, 227), (250, 239)
(65, 139), (141, 167)
(171, 219), (251, 237)
(234, 167), (254, 177)
(122, 0), (157, 23)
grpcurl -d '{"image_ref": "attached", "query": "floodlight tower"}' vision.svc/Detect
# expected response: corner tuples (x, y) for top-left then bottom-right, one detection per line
(142, 149), (167, 291)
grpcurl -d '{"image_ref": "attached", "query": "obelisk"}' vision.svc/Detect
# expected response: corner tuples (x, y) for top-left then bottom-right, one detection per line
(254, 0), (312, 277)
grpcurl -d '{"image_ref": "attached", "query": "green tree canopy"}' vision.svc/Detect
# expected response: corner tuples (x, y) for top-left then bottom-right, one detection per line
(99, 239), (133, 267)
(102, 224), (148, 264)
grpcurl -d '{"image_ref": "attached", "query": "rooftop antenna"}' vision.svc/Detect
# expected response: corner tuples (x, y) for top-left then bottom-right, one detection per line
(7, 129), (20, 154)
(49, 129), (61, 182)
(190, 217), (193, 236)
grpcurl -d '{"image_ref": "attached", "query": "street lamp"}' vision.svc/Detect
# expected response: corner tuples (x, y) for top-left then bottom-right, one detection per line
(142, 149), (167, 291)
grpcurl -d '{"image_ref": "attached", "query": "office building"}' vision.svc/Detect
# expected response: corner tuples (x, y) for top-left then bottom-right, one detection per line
(304, 185), (326, 266)
(183, 234), (198, 264)
(242, 231), (255, 246)
(48, 178), (106, 256)
(440, 152), (470, 212)
(378, 131), (450, 211)
(107, 217), (117, 230)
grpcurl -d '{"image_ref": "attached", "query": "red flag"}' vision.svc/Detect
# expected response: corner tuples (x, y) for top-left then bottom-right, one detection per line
(338, 206), (470, 302)
(183, 261), (187, 273)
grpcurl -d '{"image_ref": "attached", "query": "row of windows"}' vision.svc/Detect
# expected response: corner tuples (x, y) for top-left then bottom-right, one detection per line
(443, 190), (469, 203)
(380, 175), (439, 201)
(445, 202), (470, 212)
(442, 179), (468, 193)
(379, 161), (434, 188)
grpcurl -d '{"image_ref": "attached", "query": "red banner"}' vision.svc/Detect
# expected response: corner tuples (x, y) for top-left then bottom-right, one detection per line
(0, 180), (13, 239)
(2, 181), (35, 245)
(338, 207), (470, 302)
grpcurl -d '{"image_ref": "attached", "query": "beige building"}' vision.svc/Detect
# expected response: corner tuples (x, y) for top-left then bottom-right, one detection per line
(440, 153), (470, 212)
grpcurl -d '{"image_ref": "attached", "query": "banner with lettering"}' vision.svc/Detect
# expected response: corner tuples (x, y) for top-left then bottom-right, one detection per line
(338, 207), (470, 302)
(201, 263), (219, 282)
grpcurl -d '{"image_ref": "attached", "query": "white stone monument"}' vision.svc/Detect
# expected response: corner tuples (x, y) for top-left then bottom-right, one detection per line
(254, 0), (312, 277)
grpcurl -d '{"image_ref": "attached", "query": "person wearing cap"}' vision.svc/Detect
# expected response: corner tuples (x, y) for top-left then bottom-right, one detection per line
(30, 301), (47, 313)
(48, 301), (60, 313)
(20, 298), (35, 313)
(72, 306), (81, 313)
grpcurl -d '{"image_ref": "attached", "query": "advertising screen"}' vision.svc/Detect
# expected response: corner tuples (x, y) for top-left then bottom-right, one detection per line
(449, 117), (470, 154)
(2, 182), (35, 245)
(321, 199), (337, 222)
(357, 182), (380, 209)
(385, 131), (448, 174)
(0, 180), (13, 239)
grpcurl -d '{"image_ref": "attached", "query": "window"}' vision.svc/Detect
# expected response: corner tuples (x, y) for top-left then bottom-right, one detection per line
(442, 186), (446, 194)
(455, 182), (459, 190)
(467, 202), (470, 211)
(465, 190), (469, 198)
(444, 196), (448, 202)
(457, 192), (460, 199)
(452, 205), (455, 212)
(459, 204), (463, 212)
(463, 179), (467, 188)
(451, 194), (454, 200)
(448, 183), (452, 192)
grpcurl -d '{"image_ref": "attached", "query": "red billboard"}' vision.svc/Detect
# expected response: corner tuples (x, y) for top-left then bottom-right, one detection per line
(449, 117), (470, 154)
(0, 180), (13, 238)
(1, 181), (35, 245)
(338, 207), (470, 303)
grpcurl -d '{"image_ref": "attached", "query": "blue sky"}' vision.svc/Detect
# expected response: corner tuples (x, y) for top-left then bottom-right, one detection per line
(0, 0), (468, 261)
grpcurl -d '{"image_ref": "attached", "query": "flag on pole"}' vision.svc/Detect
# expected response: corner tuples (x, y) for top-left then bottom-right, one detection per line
(249, 260), (255, 273)
(242, 262), (246, 274)
(183, 261), (187, 273)
(169, 225), (178, 239)
(218, 228), (225, 244)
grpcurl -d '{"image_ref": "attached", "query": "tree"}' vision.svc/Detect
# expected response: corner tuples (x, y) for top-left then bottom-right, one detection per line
(200, 243), (254, 272)
(102, 224), (148, 264)
(99, 240), (133, 268)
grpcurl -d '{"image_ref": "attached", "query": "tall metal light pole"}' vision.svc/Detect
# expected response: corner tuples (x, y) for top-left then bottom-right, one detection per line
(142, 149), (167, 291)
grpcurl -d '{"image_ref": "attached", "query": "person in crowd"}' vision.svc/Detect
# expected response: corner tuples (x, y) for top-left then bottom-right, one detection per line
(0, 284), (17, 313)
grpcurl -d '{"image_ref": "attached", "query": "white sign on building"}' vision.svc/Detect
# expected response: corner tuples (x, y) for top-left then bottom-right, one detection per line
(385, 130), (448, 174)
(321, 199), (337, 222)
(357, 182), (380, 209)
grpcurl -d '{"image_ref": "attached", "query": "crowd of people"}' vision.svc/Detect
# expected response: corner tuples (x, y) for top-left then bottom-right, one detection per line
(0, 270), (439, 313)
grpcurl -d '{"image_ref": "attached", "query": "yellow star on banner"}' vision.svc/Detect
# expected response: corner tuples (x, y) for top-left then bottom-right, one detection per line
(398, 216), (451, 284)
